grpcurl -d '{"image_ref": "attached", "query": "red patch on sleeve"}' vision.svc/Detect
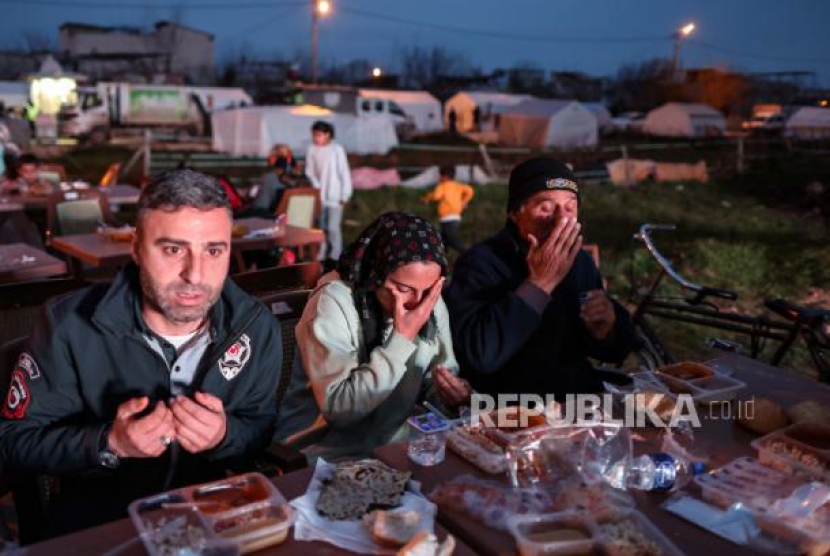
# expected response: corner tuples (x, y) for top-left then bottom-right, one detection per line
(2, 370), (31, 420)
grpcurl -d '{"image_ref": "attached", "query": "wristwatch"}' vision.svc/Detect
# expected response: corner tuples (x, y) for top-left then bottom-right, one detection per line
(97, 424), (120, 469)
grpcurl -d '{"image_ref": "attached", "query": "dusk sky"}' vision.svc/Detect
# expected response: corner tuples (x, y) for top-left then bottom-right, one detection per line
(3, 0), (830, 86)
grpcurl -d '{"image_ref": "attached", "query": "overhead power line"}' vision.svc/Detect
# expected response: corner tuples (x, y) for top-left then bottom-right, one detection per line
(340, 7), (670, 45)
(0, 0), (305, 9)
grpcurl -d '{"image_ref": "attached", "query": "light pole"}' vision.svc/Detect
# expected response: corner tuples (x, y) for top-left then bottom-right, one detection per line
(672, 22), (695, 81)
(311, 0), (331, 83)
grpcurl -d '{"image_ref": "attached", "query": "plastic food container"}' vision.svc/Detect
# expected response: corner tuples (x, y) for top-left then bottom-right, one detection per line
(446, 425), (508, 474)
(478, 407), (552, 450)
(694, 456), (802, 510)
(509, 510), (684, 556)
(129, 473), (295, 556)
(656, 362), (715, 381)
(594, 510), (684, 556)
(751, 423), (830, 481)
(508, 511), (596, 556)
(631, 369), (746, 404)
(693, 456), (830, 553)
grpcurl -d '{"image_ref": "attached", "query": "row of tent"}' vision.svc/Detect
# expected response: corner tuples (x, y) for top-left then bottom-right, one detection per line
(211, 87), (830, 156)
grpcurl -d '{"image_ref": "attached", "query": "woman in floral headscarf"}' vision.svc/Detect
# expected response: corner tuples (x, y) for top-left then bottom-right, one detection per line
(275, 212), (471, 460)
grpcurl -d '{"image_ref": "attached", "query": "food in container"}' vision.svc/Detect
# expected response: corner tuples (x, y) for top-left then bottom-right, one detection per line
(594, 511), (683, 556)
(446, 424), (508, 474)
(129, 473), (294, 555)
(508, 512), (595, 556)
(656, 362), (714, 381)
(752, 424), (830, 481)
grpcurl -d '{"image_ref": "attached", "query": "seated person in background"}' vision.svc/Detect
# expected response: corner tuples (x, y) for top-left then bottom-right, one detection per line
(275, 212), (471, 460)
(446, 157), (637, 400)
(0, 169), (282, 538)
(1, 153), (53, 196)
(248, 144), (302, 217)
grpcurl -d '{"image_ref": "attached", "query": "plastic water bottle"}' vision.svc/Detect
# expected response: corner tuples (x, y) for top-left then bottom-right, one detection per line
(627, 453), (706, 491)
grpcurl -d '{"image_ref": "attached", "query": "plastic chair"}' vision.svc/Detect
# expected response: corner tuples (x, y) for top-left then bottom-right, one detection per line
(275, 187), (321, 229)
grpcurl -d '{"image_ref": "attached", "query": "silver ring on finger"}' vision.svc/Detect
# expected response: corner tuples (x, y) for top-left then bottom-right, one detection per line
(160, 435), (172, 447)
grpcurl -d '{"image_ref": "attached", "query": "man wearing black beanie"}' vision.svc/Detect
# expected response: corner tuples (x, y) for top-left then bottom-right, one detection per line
(445, 157), (636, 399)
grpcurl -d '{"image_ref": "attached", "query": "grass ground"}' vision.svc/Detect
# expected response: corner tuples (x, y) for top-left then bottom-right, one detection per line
(342, 179), (830, 379)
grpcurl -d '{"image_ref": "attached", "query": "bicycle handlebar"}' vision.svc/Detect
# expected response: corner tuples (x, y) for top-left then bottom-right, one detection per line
(635, 223), (738, 301)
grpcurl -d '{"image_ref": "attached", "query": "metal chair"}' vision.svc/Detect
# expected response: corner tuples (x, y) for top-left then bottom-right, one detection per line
(45, 189), (118, 245)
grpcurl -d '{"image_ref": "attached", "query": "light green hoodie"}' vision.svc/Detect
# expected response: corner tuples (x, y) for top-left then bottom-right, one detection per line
(276, 271), (458, 460)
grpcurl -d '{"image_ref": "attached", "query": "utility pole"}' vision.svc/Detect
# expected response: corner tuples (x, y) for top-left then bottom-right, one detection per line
(311, 0), (330, 84)
(672, 22), (695, 82)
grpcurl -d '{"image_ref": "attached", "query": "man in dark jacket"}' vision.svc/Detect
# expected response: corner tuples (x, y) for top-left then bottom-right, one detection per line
(0, 169), (282, 537)
(446, 157), (636, 399)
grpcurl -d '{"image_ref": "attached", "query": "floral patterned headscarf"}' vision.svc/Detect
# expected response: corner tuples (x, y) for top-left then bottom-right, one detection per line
(338, 212), (448, 361)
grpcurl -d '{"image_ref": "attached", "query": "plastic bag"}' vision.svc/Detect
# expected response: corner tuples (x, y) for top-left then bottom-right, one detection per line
(505, 423), (632, 490)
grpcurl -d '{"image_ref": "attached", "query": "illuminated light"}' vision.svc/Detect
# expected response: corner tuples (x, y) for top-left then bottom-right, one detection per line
(680, 22), (696, 36)
(31, 76), (78, 115)
(819, 100), (828, 107)
(372, 67), (382, 78)
(317, 0), (330, 15)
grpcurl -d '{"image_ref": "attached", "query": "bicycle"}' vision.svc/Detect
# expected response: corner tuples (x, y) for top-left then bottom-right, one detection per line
(628, 223), (830, 383)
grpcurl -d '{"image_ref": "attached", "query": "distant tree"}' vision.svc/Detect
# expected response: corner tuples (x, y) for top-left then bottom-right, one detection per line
(398, 45), (471, 89)
(609, 58), (674, 113)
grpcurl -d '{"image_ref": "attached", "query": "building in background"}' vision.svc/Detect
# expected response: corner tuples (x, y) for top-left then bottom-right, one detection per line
(59, 21), (214, 84)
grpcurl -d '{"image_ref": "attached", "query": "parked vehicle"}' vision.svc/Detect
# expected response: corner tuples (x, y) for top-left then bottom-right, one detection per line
(58, 82), (252, 143)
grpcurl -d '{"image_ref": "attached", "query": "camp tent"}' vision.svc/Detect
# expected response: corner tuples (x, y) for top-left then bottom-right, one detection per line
(0, 81), (29, 110)
(498, 99), (599, 149)
(359, 89), (442, 134)
(212, 104), (398, 156)
(443, 91), (535, 132)
(584, 102), (614, 133)
(785, 106), (830, 140)
(642, 103), (726, 137)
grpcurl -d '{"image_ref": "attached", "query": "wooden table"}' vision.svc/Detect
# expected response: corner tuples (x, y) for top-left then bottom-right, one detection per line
(24, 467), (477, 556)
(50, 218), (324, 273)
(0, 184), (141, 210)
(0, 243), (67, 283)
(375, 354), (830, 556)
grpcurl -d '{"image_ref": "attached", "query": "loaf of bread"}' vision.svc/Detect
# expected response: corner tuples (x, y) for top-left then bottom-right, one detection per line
(737, 397), (789, 435)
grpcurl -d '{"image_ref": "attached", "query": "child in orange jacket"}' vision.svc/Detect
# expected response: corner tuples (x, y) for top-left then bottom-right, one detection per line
(423, 165), (475, 254)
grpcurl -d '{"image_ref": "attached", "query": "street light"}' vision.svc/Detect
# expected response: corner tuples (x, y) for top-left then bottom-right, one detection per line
(372, 67), (382, 78)
(672, 22), (696, 80)
(311, 0), (331, 83)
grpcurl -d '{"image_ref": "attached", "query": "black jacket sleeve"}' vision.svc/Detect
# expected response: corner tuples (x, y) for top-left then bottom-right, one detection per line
(205, 311), (281, 461)
(0, 305), (107, 474)
(576, 255), (637, 364)
(445, 245), (548, 375)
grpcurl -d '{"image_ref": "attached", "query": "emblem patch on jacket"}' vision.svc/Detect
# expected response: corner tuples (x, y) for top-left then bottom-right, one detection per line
(17, 353), (41, 380)
(218, 334), (251, 381)
(2, 370), (31, 420)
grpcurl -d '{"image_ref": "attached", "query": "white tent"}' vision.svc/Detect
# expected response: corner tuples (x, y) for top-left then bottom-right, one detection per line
(498, 99), (599, 149)
(443, 91), (535, 132)
(0, 81), (29, 110)
(358, 89), (442, 134)
(643, 103), (726, 138)
(212, 104), (398, 156)
(584, 102), (613, 133)
(785, 106), (830, 140)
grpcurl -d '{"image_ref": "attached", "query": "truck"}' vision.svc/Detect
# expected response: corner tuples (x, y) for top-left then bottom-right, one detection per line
(58, 82), (253, 143)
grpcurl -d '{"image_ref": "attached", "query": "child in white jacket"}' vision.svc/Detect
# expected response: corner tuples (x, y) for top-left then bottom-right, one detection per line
(305, 121), (352, 264)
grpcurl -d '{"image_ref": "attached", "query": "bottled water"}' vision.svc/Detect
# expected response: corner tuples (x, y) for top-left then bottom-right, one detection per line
(627, 453), (706, 491)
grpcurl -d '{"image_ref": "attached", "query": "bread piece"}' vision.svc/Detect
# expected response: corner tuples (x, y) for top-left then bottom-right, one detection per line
(397, 532), (455, 556)
(737, 397), (788, 435)
(364, 510), (422, 547)
(787, 400), (830, 426)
